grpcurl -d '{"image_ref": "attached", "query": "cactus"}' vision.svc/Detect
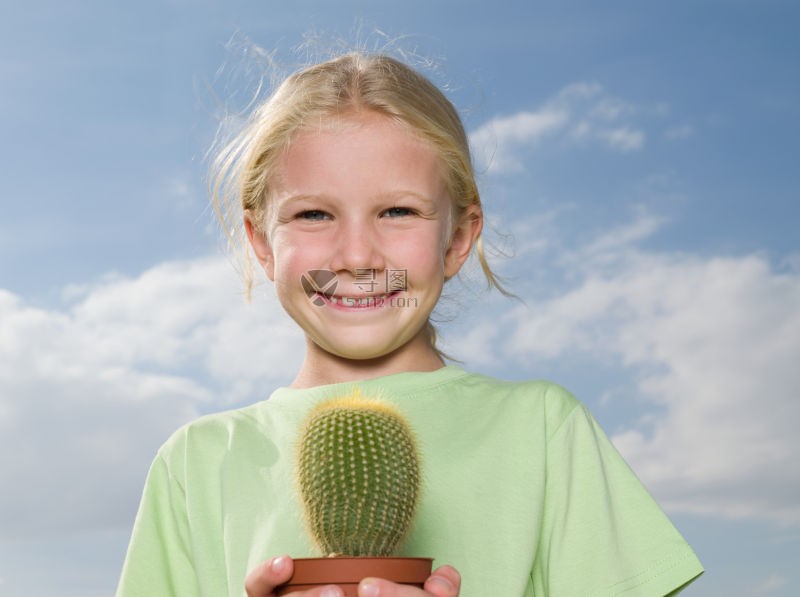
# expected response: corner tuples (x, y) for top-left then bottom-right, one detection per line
(297, 390), (421, 557)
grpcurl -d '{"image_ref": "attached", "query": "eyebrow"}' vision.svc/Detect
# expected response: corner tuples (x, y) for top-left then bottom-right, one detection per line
(278, 190), (439, 205)
(377, 190), (439, 204)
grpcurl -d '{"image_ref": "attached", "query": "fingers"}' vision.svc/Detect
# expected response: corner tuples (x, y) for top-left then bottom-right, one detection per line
(245, 556), (345, 597)
(424, 566), (461, 597)
(245, 555), (294, 597)
(356, 565), (461, 597)
(247, 559), (461, 597)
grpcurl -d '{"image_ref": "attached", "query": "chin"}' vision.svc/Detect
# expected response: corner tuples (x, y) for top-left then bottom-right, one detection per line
(313, 334), (414, 362)
(327, 344), (399, 362)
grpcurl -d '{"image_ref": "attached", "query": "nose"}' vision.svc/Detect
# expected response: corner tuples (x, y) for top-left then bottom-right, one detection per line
(329, 219), (386, 275)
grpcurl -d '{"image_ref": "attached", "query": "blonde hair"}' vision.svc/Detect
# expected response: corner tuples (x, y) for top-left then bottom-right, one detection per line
(211, 52), (505, 352)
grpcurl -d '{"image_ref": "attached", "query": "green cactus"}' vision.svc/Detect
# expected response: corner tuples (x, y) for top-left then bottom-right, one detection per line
(297, 390), (421, 557)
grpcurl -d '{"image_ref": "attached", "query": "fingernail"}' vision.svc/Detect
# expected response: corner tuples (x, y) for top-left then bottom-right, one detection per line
(359, 578), (379, 597)
(271, 556), (288, 574)
(321, 586), (344, 597)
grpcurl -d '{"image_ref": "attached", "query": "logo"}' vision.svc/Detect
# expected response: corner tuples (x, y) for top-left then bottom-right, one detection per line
(301, 269), (338, 306)
(300, 268), (416, 308)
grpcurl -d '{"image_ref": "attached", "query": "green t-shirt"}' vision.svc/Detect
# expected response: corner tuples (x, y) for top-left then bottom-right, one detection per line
(117, 366), (703, 596)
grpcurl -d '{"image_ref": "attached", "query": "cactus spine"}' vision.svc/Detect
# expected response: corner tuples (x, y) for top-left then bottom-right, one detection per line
(297, 391), (421, 557)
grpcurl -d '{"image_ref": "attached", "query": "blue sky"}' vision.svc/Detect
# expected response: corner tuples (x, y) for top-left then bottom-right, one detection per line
(1, 1), (798, 595)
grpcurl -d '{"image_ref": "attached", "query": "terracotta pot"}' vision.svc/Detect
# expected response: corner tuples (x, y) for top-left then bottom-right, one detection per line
(276, 556), (433, 596)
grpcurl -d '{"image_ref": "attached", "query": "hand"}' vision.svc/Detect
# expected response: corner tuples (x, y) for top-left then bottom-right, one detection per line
(245, 555), (340, 597)
(245, 557), (460, 597)
(358, 565), (461, 597)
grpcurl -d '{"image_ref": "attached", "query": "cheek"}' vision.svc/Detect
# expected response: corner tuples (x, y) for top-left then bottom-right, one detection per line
(269, 232), (323, 276)
(397, 230), (448, 276)
(433, 219), (454, 266)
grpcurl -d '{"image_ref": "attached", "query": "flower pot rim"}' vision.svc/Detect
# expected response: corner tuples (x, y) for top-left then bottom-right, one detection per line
(276, 555), (433, 595)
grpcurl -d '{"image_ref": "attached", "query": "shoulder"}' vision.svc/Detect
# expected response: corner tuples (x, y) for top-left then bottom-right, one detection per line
(154, 402), (269, 473)
(461, 368), (579, 404)
(165, 401), (264, 442)
(438, 369), (583, 440)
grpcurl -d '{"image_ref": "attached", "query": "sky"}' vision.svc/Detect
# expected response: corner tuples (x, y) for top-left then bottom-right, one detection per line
(1, 0), (798, 595)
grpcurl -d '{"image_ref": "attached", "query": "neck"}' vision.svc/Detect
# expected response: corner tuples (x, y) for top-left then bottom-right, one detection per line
(291, 335), (445, 389)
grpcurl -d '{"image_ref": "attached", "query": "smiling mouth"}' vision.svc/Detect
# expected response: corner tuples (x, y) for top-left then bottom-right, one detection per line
(320, 291), (401, 309)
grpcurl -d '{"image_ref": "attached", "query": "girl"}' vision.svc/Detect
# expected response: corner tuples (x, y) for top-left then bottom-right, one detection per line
(117, 53), (703, 596)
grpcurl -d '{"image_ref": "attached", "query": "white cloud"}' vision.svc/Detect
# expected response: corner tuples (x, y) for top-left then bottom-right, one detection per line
(602, 126), (645, 151)
(0, 257), (304, 538)
(450, 214), (800, 528)
(469, 82), (650, 173)
(470, 107), (568, 172)
(750, 574), (788, 595)
(568, 211), (666, 270)
(664, 124), (694, 140)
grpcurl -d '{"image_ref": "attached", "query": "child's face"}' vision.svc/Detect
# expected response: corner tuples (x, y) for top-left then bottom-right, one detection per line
(247, 112), (479, 364)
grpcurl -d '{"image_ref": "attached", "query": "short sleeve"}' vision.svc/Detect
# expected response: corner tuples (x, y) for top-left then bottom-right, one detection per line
(532, 401), (703, 596)
(116, 454), (201, 597)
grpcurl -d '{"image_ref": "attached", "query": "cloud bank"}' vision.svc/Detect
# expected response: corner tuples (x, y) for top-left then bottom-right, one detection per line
(0, 258), (304, 538)
(449, 215), (800, 527)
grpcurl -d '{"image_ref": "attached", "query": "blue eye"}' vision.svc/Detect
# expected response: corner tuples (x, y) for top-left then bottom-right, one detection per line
(297, 210), (329, 221)
(383, 207), (414, 218)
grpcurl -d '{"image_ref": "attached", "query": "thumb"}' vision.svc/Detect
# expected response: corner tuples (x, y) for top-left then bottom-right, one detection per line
(424, 565), (461, 597)
(245, 555), (293, 597)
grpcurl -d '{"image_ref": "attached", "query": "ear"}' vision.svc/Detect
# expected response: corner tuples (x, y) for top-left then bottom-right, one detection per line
(244, 212), (275, 281)
(444, 203), (483, 279)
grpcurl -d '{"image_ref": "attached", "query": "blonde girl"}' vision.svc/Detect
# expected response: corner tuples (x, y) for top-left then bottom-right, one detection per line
(117, 52), (702, 597)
